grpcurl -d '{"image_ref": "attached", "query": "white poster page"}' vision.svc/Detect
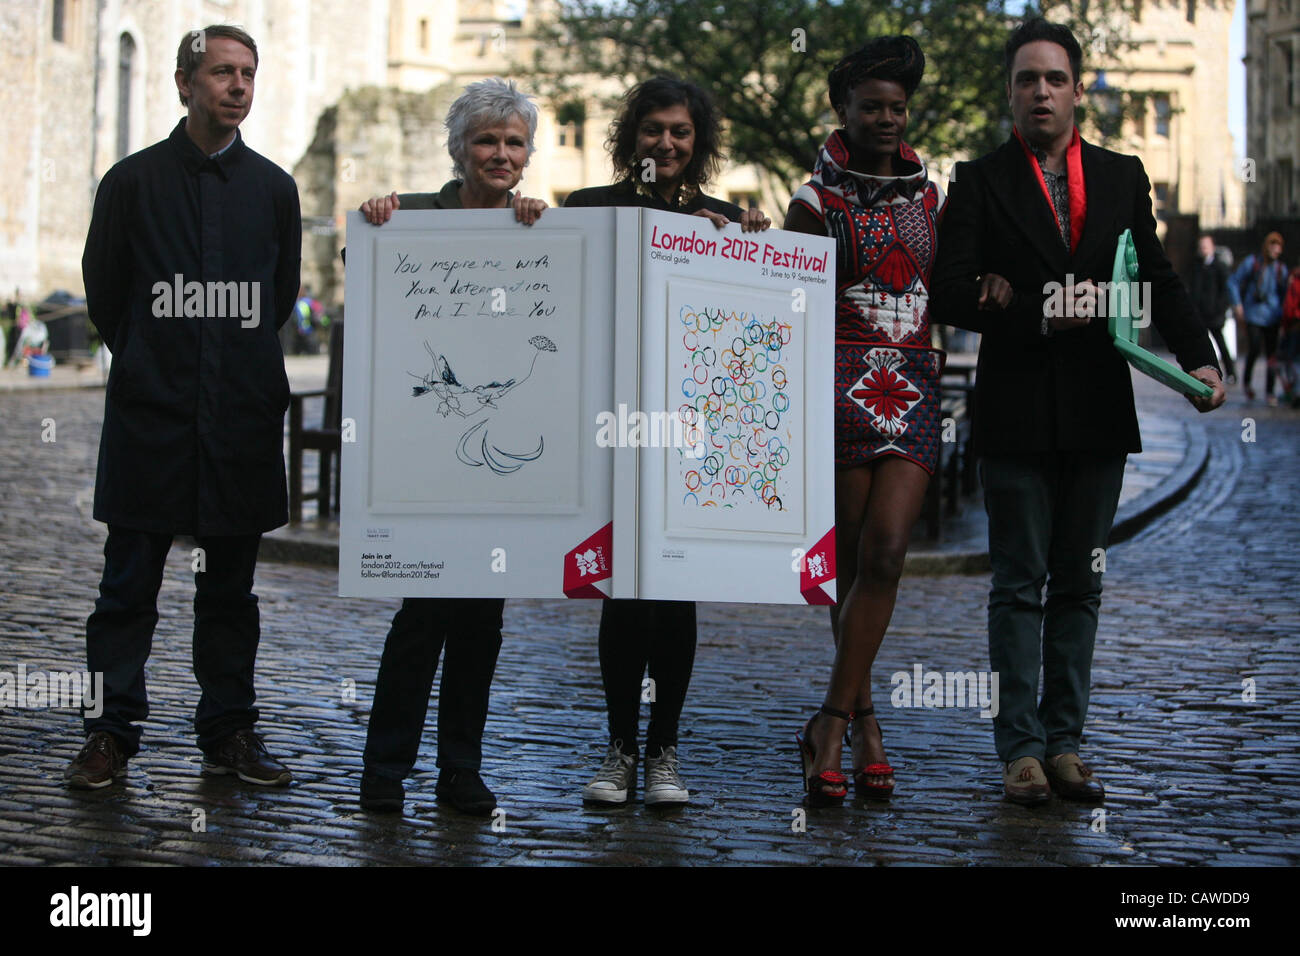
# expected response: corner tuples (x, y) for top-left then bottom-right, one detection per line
(631, 209), (837, 604)
(339, 208), (617, 598)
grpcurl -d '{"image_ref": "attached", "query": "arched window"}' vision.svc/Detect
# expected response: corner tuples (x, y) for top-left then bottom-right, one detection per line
(117, 33), (135, 160)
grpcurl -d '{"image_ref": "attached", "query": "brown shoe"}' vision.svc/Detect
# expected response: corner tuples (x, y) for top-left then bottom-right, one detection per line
(65, 731), (127, 789)
(1045, 753), (1105, 802)
(201, 729), (292, 786)
(1003, 756), (1051, 805)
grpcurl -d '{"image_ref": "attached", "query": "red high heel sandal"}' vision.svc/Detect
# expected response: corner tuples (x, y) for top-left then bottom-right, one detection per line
(846, 706), (895, 799)
(796, 704), (850, 807)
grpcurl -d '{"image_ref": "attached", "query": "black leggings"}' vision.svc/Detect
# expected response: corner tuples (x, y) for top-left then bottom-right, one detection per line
(1244, 325), (1280, 395)
(598, 599), (696, 759)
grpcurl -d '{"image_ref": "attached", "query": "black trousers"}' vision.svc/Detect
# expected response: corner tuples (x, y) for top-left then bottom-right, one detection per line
(363, 597), (503, 780)
(1244, 324), (1280, 395)
(598, 599), (696, 759)
(85, 526), (262, 756)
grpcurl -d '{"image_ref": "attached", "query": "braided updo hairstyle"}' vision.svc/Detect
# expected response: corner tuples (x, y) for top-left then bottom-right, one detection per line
(827, 35), (925, 111)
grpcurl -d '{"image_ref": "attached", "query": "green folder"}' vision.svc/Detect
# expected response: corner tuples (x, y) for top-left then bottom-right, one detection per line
(1108, 229), (1213, 398)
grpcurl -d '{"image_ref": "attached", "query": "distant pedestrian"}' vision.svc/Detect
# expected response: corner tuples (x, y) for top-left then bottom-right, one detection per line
(1279, 266), (1300, 406)
(291, 287), (329, 354)
(1187, 234), (1235, 383)
(1229, 232), (1288, 405)
(68, 24), (301, 789)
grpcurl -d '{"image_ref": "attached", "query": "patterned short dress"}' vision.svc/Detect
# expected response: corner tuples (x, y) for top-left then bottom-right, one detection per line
(791, 131), (946, 473)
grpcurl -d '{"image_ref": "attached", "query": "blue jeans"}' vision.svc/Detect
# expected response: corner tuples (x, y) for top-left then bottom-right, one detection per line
(85, 527), (263, 756)
(981, 453), (1126, 763)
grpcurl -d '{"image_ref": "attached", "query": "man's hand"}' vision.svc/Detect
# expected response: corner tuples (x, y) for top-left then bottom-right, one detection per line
(1048, 278), (1096, 332)
(1233, 304), (1245, 323)
(360, 192), (399, 225)
(692, 209), (730, 229)
(739, 207), (772, 233)
(977, 273), (1013, 311)
(512, 193), (547, 226)
(1187, 366), (1226, 413)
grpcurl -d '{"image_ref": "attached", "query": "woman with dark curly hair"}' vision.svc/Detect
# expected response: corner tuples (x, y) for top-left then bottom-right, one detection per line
(567, 76), (770, 807)
(783, 36), (945, 804)
(566, 75), (770, 228)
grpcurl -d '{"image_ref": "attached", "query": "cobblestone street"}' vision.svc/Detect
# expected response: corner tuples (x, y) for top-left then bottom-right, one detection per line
(1, 374), (1297, 866)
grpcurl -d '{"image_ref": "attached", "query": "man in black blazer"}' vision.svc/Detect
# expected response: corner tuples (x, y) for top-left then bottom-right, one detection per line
(930, 18), (1224, 806)
(1186, 234), (1236, 383)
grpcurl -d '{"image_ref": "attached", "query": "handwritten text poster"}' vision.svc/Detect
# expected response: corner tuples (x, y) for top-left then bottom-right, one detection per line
(368, 233), (583, 512)
(339, 209), (616, 598)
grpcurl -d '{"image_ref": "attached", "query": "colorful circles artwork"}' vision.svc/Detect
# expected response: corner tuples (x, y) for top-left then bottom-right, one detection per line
(677, 304), (794, 511)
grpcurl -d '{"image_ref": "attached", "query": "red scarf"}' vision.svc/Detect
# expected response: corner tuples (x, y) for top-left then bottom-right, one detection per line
(1013, 125), (1086, 254)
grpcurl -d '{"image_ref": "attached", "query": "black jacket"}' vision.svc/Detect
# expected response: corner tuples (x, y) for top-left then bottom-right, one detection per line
(82, 120), (301, 535)
(929, 136), (1217, 455)
(396, 179), (509, 210)
(1186, 255), (1231, 329)
(564, 179), (743, 221)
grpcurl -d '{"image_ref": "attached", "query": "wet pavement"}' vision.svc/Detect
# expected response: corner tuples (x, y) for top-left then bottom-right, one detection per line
(1, 369), (1297, 865)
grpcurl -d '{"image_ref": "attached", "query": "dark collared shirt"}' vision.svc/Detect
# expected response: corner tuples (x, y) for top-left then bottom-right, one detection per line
(1031, 148), (1070, 248)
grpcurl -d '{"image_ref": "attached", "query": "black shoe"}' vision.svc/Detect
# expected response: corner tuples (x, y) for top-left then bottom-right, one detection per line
(360, 771), (405, 812)
(65, 731), (127, 789)
(200, 729), (292, 786)
(435, 768), (497, 816)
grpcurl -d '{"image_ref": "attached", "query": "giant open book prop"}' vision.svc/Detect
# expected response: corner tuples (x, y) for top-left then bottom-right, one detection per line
(338, 208), (837, 604)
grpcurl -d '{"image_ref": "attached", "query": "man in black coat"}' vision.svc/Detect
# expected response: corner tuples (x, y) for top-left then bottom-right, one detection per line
(1186, 234), (1236, 383)
(930, 18), (1224, 806)
(67, 24), (301, 789)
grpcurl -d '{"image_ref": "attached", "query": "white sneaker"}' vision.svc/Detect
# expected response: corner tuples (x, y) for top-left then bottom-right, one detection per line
(581, 740), (636, 804)
(644, 745), (690, 806)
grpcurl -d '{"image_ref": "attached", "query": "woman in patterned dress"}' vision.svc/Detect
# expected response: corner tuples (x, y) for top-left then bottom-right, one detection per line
(783, 36), (945, 803)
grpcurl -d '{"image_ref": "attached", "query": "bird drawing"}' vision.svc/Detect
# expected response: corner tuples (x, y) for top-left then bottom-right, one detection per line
(408, 335), (558, 475)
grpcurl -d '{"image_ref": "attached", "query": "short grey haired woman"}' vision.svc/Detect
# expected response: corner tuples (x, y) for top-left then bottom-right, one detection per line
(356, 78), (546, 816)
(362, 76), (546, 221)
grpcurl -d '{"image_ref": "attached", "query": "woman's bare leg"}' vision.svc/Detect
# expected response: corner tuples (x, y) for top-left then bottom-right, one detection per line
(810, 456), (932, 781)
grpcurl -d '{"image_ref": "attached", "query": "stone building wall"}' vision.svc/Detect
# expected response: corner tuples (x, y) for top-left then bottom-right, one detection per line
(295, 84), (458, 304)
(1245, 0), (1300, 222)
(1081, 0), (1245, 232)
(0, 0), (97, 298)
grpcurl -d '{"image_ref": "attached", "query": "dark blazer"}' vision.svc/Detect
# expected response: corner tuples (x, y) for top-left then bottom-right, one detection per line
(930, 136), (1217, 456)
(1186, 255), (1230, 329)
(565, 179), (743, 221)
(83, 120), (301, 535)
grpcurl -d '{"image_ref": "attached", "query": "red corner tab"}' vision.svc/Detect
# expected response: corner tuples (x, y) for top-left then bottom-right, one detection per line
(564, 522), (613, 599)
(800, 528), (836, 605)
